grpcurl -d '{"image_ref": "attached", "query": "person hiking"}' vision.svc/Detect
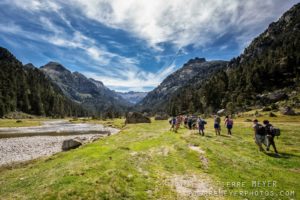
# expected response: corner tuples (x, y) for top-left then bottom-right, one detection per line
(184, 116), (188, 128)
(175, 116), (182, 133)
(214, 115), (221, 135)
(225, 116), (233, 135)
(169, 117), (176, 132)
(197, 117), (207, 136)
(187, 116), (193, 130)
(263, 120), (279, 154)
(253, 119), (267, 152)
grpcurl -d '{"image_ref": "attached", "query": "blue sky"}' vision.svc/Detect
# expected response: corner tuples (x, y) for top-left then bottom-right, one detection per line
(0, 0), (298, 92)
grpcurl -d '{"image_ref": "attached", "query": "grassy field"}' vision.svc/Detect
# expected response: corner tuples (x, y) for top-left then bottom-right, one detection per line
(0, 119), (43, 127)
(0, 113), (299, 200)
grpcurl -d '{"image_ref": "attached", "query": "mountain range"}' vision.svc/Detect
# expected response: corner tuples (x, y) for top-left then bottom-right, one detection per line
(117, 91), (147, 104)
(40, 62), (133, 116)
(0, 48), (86, 117)
(137, 58), (227, 112)
(0, 3), (299, 118)
(138, 3), (300, 115)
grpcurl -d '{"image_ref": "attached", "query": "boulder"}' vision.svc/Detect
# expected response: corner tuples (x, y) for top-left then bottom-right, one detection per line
(62, 138), (83, 151)
(155, 113), (169, 120)
(281, 107), (296, 115)
(269, 112), (277, 117)
(142, 112), (151, 117)
(125, 112), (151, 124)
(90, 135), (104, 142)
(267, 92), (288, 102)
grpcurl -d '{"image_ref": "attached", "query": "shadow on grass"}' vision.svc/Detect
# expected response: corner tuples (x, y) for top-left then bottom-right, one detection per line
(219, 135), (231, 138)
(264, 152), (299, 159)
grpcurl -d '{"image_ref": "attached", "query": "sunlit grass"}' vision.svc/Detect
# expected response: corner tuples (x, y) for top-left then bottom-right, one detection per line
(0, 114), (299, 200)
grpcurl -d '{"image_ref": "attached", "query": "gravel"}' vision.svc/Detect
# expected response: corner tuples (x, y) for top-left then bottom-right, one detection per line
(0, 120), (120, 166)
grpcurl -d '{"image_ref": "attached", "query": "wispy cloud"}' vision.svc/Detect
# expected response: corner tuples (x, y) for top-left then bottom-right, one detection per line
(0, 0), (298, 92)
(67, 0), (298, 49)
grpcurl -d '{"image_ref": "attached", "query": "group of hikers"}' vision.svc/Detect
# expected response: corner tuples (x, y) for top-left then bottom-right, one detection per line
(169, 115), (280, 154)
(169, 115), (234, 136)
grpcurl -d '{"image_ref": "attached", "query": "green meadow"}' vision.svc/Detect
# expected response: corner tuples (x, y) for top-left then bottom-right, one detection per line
(0, 113), (299, 200)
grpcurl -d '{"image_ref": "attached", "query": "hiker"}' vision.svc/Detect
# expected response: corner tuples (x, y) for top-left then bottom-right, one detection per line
(263, 120), (279, 154)
(184, 116), (188, 128)
(253, 119), (267, 152)
(169, 117), (176, 132)
(214, 115), (221, 135)
(224, 116), (233, 135)
(197, 117), (207, 136)
(190, 116), (196, 129)
(175, 116), (182, 132)
(187, 116), (193, 130)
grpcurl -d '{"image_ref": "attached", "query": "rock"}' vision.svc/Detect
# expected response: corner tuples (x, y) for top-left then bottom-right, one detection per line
(62, 138), (83, 151)
(244, 119), (252, 122)
(155, 115), (168, 120)
(267, 92), (288, 102)
(155, 113), (169, 120)
(269, 112), (277, 117)
(90, 135), (104, 142)
(217, 109), (225, 115)
(281, 107), (296, 115)
(257, 91), (288, 104)
(142, 112), (151, 117)
(125, 112), (151, 124)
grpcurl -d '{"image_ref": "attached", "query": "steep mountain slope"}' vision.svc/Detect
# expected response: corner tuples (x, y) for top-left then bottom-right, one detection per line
(117, 91), (147, 104)
(137, 58), (227, 112)
(0, 47), (86, 117)
(167, 3), (300, 115)
(41, 62), (131, 116)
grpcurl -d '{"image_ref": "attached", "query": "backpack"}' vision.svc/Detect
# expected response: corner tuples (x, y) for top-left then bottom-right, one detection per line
(257, 124), (266, 135)
(227, 119), (233, 126)
(172, 118), (176, 125)
(198, 119), (207, 126)
(272, 127), (281, 136)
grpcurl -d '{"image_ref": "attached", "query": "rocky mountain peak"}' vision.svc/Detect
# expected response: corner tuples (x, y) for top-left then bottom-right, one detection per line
(24, 63), (36, 70)
(186, 57), (206, 65)
(41, 62), (70, 73)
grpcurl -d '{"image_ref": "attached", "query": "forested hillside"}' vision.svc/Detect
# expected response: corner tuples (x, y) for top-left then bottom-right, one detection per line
(165, 3), (300, 115)
(0, 47), (87, 117)
(137, 58), (227, 113)
(41, 62), (131, 118)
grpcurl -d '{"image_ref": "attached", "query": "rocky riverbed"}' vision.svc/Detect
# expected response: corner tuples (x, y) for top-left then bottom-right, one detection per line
(0, 120), (120, 166)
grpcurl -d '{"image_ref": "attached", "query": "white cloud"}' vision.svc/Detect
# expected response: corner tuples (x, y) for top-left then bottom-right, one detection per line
(67, 0), (298, 49)
(5, 0), (60, 12)
(2, 0), (298, 92)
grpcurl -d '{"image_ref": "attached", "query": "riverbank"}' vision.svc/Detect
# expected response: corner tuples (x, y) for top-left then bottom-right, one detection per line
(0, 134), (104, 166)
(0, 120), (120, 167)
